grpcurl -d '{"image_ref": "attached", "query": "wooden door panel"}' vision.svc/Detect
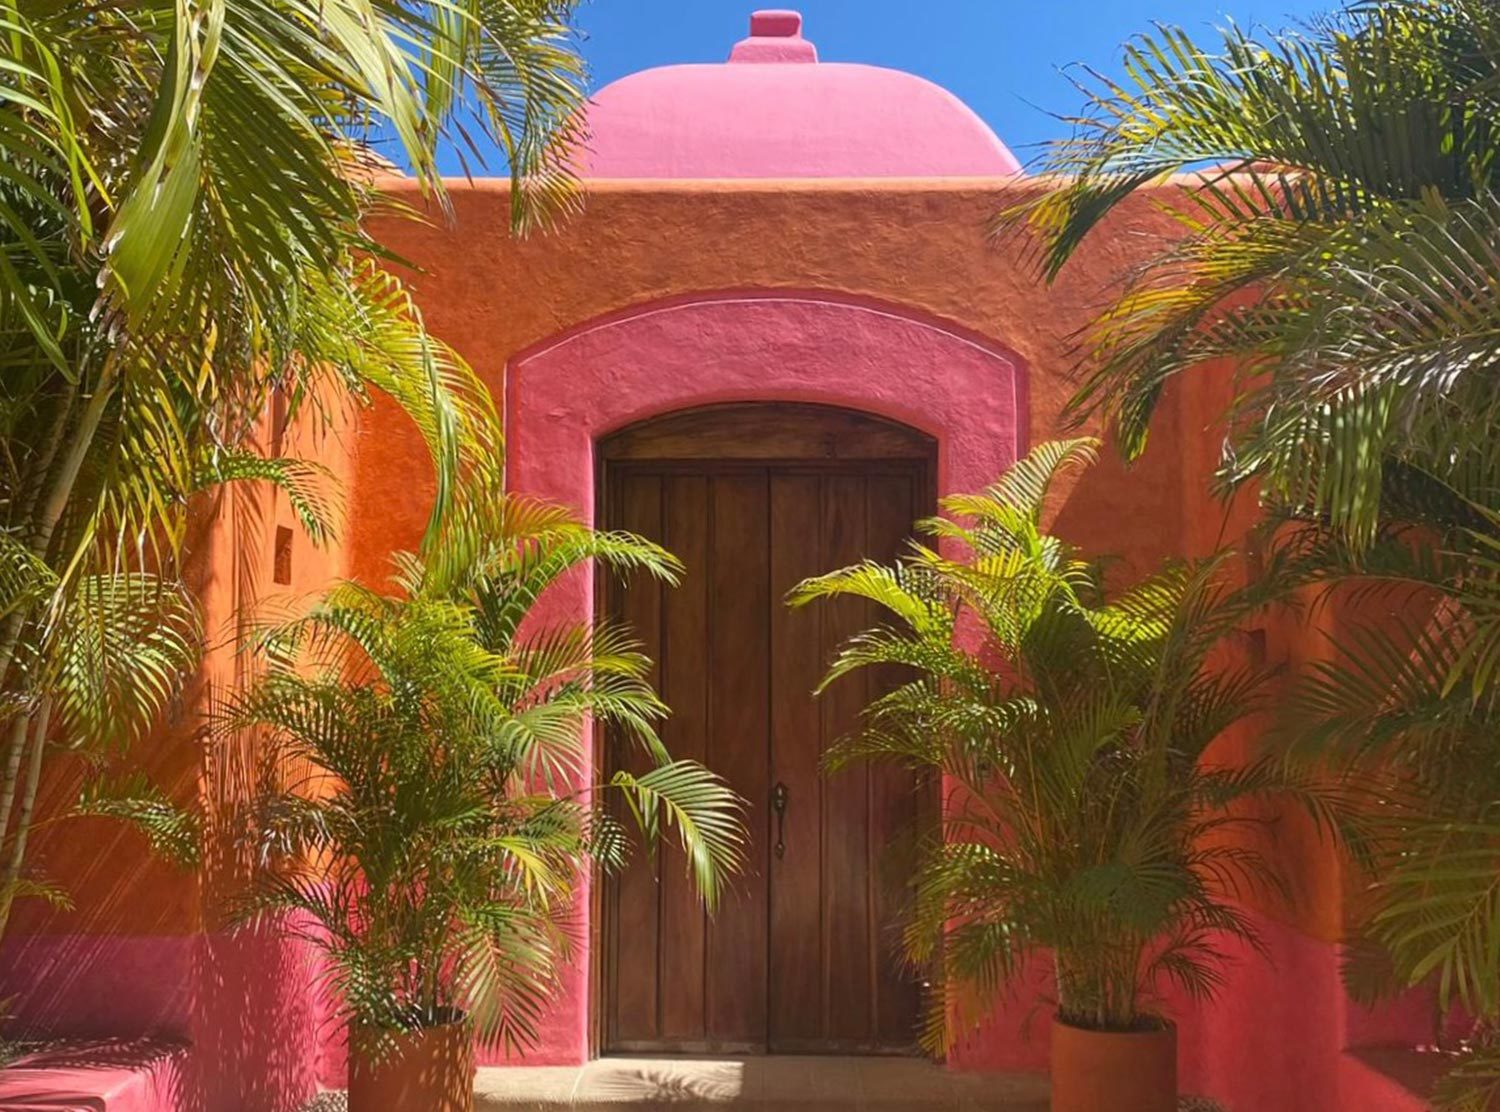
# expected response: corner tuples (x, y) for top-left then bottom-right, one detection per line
(766, 471), (924, 1053)
(820, 473), (875, 1045)
(768, 473), (826, 1049)
(866, 473), (925, 1047)
(608, 473), (664, 1046)
(703, 473), (771, 1046)
(658, 475), (711, 1042)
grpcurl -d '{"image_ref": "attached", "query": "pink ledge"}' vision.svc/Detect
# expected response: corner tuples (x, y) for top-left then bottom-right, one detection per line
(0, 1039), (189, 1112)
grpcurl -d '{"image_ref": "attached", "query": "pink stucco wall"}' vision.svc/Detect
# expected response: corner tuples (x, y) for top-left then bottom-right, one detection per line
(0, 927), (329, 1110)
(945, 904), (1348, 1101)
(943, 903), (1440, 1111)
(0, 396), (354, 1111)
(506, 291), (1023, 506)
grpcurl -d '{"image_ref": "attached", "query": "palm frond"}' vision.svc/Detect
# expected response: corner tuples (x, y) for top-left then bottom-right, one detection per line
(194, 450), (341, 547)
(76, 772), (201, 868)
(49, 574), (201, 752)
(608, 761), (745, 912)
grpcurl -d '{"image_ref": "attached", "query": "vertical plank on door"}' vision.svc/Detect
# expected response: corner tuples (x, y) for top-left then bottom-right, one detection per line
(609, 472), (664, 1045)
(820, 472), (873, 1043)
(704, 472), (771, 1045)
(658, 475), (710, 1041)
(767, 473), (826, 1049)
(866, 471), (924, 1047)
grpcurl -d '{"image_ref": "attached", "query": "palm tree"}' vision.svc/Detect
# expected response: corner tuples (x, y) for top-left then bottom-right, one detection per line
(1001, 0), (1500, 545)
(1261, 496), (1500, 1108)
(999, 2), (1500, 1102)
(209, 489), (745, 1058)
(789, 440), (1316, 1050)
(0, 0), (588, 938)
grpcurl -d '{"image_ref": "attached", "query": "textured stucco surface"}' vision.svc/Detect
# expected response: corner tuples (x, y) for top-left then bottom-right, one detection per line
(0, 1040), (192, 1112)
(5, 402), (355, 1112)
(508, 292), (1021, 506)
(352, 179), (1197, 594)
(0, 173), (1409, 1111)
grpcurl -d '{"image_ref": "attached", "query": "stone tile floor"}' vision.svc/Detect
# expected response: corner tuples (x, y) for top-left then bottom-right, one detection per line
(303, 1056), (1227, 1111)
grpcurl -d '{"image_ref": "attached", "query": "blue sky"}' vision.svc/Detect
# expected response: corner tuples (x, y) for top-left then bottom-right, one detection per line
(430, 0), (1334, 174)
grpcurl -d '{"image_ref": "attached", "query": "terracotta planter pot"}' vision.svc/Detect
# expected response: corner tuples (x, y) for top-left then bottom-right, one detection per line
(349, 1014), (475, 1112)
(1050, 1016), (1177, 1112)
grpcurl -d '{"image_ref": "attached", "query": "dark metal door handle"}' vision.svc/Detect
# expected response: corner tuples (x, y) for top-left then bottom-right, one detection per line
(772, 781), (789, 859)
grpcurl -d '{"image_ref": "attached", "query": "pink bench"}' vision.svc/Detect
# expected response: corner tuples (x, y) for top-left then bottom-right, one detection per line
(0, 1040), (189, 1112)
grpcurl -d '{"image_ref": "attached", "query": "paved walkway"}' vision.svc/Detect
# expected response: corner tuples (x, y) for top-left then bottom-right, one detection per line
(305, 1058), (1226, 1111)
(472, 1056), (1051, 1110)
(303, 1057), (1050, 1111)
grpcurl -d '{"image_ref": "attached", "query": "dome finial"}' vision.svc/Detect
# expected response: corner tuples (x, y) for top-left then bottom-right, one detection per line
(730, 10), (818, 64)
(750, 10), (802, 37)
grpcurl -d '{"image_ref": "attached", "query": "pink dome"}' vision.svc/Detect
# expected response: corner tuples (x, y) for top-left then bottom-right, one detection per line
(583, 10), (1022, 180)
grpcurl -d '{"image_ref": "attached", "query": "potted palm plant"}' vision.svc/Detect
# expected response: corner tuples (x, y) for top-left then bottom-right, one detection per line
(790, 439), (1310, 1112)
(223, 491), (744, 1112)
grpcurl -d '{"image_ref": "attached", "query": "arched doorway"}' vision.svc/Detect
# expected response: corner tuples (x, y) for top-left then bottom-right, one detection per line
(597, 403), (936, 1056)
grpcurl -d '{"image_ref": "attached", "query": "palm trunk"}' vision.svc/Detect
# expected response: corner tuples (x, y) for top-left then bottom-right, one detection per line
(0, 712), (32, 851)
(32, 355), (118, 559)
(0, 383), (80, 696)
(1055, 959), (1074, 1023)
(14, 384), (78, 544)
(0, 363), (115, 944)
(0, 696), (52, 940)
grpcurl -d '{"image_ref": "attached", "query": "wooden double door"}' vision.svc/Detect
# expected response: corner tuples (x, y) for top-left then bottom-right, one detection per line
(599, 405), (933, 1056)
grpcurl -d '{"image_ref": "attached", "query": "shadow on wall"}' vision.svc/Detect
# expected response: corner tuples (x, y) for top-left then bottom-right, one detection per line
(190, 920), (327, 1112)
(1, 928), (194, 1041)
(1047, 423), (1192, 588)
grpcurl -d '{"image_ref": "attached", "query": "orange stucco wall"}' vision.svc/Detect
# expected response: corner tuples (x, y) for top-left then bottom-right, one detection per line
(357, 176), (1337, 943)
(5, 398), (356, 1109)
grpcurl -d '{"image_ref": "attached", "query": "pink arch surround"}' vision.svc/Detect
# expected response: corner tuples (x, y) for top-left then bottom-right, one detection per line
(502, 291), (1023, 1063)
(507, 291), (1023, 512)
